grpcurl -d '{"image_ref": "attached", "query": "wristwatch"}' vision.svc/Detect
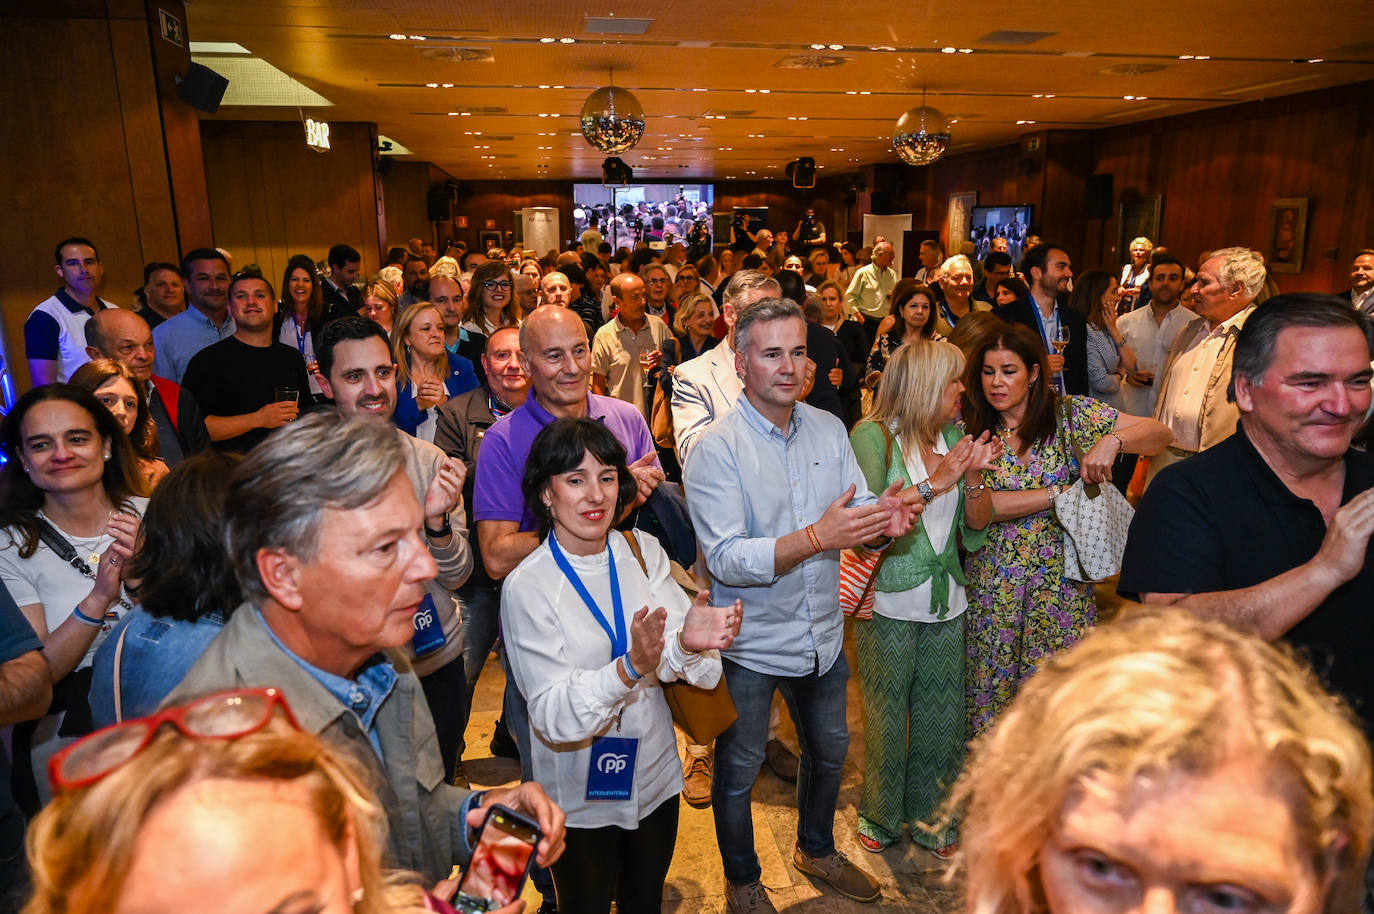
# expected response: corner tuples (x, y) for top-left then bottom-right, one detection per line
(424, 512), (452, 539)
(915, 479), (936, 504)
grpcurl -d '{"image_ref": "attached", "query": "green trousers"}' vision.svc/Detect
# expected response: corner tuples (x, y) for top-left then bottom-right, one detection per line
(853, 611), (964, 848)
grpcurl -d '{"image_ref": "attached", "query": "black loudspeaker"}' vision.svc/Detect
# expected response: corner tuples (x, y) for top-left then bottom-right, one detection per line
(602, 157), (632, 187)
(1085, 174), (1114, 220)
(786, 157), (816, 189)
(426, 185), (450, 222)
(176, 62), (229, 114)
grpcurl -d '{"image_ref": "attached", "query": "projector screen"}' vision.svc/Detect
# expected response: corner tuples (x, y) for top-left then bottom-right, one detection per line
(573, 183), (715, 253)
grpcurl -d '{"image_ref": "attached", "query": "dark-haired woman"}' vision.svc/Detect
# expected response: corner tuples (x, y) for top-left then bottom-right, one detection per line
(88, 452), (243, 728)
(275, 254), (326, 399)
(959, 323), (1170, 736)
(865, 280), (944, 388)
(70, 358), (168, 491)
(502, 417), (740, 913)
(0, 385), (147, 808)
(463, 261), (522, 336)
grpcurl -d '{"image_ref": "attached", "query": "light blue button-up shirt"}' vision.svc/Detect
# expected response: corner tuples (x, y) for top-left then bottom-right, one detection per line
(683, 394), (876, 677)
(152, 305), (235, 383)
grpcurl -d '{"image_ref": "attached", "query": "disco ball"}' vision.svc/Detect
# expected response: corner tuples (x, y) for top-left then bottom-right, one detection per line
(579, 86), (646, 154)
(892, 105), (951, 166)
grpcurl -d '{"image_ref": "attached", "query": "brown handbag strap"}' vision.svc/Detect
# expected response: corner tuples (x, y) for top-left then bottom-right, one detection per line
(620, 529), (649, 576)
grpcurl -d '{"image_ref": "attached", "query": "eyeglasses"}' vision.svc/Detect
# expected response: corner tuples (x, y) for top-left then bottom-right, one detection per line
(48, 687), (299, 792)
(645, 277), (668, 285)
(483, 280), (513, 292)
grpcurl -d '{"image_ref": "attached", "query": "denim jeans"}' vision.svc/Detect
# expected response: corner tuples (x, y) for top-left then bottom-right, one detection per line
(502, 647), (555, 898)
(458, 577), (502, 737)
(712, 652), (851, 885)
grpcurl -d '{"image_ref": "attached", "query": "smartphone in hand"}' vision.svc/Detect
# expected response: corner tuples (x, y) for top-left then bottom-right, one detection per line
(452, 805), (542, 913)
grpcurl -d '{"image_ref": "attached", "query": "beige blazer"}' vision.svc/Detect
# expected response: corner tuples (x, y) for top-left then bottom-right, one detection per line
(1149, 305), (1255, 467)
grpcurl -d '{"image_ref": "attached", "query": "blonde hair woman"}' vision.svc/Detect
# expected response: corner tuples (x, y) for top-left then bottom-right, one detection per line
(362, 279), (399, 334)
(848, 340), (999, 856)
(390, 303), (479, 441)
(25, 688), (454, 914)
(952, 608), (1373, 914)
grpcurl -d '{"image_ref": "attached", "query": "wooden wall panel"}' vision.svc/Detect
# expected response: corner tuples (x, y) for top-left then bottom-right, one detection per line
(199, 121), (382, 284)
(381, 161), (434, 254)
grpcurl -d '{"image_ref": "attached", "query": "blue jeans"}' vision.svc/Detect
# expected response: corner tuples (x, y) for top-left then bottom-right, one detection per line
(458, 578), (502, 737)
(712, 652), (851, 885)
(502, 646), (555, 898)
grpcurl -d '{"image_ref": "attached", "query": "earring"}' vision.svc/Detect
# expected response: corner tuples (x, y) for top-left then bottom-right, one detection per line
(351, 887), (365, 907)
(103, 452), (111, 461)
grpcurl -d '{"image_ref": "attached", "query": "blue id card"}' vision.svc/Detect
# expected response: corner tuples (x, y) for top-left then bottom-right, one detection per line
(412, 594), (447, 656)
(586, 736), (639, 801)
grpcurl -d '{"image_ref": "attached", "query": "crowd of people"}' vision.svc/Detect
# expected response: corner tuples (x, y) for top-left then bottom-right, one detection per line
(4, 224), (1374, 914)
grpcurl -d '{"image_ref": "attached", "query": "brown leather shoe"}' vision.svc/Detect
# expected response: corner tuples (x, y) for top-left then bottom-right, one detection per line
(792, 846), (881, 902)
(764, 738), (798, 783)
(682, 752), (712, 808)
(723, 879), (779, 913)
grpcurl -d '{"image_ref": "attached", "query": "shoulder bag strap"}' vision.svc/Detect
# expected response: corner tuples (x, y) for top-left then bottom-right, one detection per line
(619, 529), (649, 577)
(34, 516), (135, 611)
(112, 621), (131, 723)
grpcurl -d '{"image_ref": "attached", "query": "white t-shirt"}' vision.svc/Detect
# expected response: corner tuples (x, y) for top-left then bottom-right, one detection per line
(0, 497), (148, 671)
(872, 437), (967, 623)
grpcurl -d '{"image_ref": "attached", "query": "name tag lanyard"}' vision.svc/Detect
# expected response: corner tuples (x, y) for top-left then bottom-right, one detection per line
(547, 531), (626, 659)
(1030, 298), (1065, 392)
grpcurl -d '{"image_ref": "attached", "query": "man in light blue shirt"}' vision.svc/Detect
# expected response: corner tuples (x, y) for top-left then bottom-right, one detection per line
(153, 248), (235, 382)
(683, 298), (916, 912)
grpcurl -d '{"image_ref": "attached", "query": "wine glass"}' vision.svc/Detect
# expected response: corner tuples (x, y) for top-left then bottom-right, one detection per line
(1052, 324), (1070, 355)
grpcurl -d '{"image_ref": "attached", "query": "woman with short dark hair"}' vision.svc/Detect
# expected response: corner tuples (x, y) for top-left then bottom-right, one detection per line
(502, 417), (740, 913)
(88, 452), (243, 728)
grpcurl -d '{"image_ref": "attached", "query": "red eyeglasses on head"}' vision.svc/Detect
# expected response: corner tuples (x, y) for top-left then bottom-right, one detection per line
(48, 687), (300, 793)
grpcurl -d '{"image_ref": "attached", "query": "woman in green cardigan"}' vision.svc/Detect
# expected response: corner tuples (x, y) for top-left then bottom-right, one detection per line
(848, 340), (1000, 856)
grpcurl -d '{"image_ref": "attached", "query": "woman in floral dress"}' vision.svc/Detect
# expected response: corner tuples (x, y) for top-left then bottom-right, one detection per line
(959, 322), (1170, 736)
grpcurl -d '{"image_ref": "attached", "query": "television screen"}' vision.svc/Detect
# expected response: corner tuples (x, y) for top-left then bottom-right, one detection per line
(969, 205), (1034, 266)
(573, 183), (714, 254)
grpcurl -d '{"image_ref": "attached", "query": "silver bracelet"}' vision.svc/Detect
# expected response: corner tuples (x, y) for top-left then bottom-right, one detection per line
(964, 481), (987, 500)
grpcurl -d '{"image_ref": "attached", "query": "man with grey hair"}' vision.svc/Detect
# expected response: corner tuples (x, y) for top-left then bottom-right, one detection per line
(1148, 245), (1266, 480)
(844, 240), (897, 349)
(671, 270), (781, 463)
(314, 316), (474, 786)
(684, 298), (919, 912)
(166, 410), (566, 896)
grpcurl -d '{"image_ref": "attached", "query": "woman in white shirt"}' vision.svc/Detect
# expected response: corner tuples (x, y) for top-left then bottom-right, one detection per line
(847, 341), (998, 857)
(502, 417), (740, 913)
(0, 385), (146, 809)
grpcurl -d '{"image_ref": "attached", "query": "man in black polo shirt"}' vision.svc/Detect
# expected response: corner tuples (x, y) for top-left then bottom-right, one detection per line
(182, 270), (312, 453)
(1119, 293), (1374, 723)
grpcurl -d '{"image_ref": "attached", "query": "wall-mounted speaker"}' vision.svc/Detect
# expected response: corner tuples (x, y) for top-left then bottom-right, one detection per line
(176, 62), (229, 114)
(427, 184), (451, 222)
(1085, 173), (1114, 220)
(786, 157), (816, 189)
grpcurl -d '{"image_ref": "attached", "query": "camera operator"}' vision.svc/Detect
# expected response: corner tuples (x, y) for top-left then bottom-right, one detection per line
(687, 218), (712, 262)
(729, 212), (756, 254)
(793, 208), (826, 254)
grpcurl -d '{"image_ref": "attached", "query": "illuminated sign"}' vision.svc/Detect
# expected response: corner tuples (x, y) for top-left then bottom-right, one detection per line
(305, 118), (331, 151)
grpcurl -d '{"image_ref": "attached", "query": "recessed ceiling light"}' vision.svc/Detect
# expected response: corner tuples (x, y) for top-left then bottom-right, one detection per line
(1307, 58), (1324, 63)
(539, 84), (549, 88)
(845, 90), (858, 95)
(539, 37), (556, 43)
(745, 88), (757, 93)
(859, 90), (870, 95)
(426, 82), (438, 88)
(460, 111), (471, 116)
(559, 37), (576, 44)
(941, 47), (956, 53)
(441, 83), (453, 88)
(1017, 119), (1035, 125)
(448, 112), (459, 116)
(873, 45), (895, 51)
(759, 89), (770, 94)
(959, 48), (973, 53)
(829, 44), (844, 50)
(810, 43), (826, 50)
(408, 35), (426, 41)
(389, 34), (406, 40)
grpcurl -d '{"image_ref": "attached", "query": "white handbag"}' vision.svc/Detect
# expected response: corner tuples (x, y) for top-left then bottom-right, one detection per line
(1053, 399), (1134, 583)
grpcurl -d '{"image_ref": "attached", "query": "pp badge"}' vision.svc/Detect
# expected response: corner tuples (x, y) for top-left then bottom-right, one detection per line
(412, 594), (446, 656)
(586, 736), (638, 801)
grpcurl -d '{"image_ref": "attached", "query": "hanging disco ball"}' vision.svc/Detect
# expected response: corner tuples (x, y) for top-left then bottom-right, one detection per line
(892, 105), (951, 166)
(579, 86), (646, 154)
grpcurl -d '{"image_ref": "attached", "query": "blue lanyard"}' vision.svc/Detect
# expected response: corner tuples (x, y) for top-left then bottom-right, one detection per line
(938, 297), (958, 328)
(1029, 297), (1058, 352)
(292, 315), (308, 355)
(547, 531), (626, 658)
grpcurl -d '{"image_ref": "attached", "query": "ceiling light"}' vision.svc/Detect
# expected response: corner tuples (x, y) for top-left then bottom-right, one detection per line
(441, 83), (453, 88)
(759, 89), (770, 93)
(693, 88), (707, 92)
(460, 111), (471, 116)
(408, 35), (426, 41)
(539, 37), (556, 43)
(941, 47), (956, 53)
(539, 84), (550, 89)
(560, 37), (576, 43)
(1307, 58), (1324, 63)
(846, 90), (858, 95)
(1017, 119), (1035, 125)
(829, 44), (844, 50)
(859, 90), (871, 95)
(745, 88), (757, 93)
(810, 43), (826, 50)
(389, 34), (406, 40)
(959, 48), (973, 53)
(553, 85), (564, 89)
(874, 45), (895, 51)
(426, 82), (438, 88)
(448, 112), (459, 116)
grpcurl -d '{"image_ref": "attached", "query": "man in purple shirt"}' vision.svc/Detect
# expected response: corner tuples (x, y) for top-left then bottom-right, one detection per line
(474, 305), (664, 577)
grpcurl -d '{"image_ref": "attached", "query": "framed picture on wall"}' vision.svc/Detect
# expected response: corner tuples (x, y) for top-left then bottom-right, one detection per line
(479, 230), (502, 252)
(947, 192), (977, 252)
(1267, 197), (1308, 273)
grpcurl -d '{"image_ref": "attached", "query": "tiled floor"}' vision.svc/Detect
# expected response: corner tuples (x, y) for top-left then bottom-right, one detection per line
(464, 582), (1131, 911)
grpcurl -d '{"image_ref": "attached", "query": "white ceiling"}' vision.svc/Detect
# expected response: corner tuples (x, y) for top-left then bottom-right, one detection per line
(185, 0), (1374, 180)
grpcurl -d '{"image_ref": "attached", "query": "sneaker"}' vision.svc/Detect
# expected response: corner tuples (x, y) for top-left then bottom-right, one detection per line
(682, 753), (713, 808)
(793, 846), (881, 903)
(723, 879), (778, 914)
(489, 719), (520, 759)
(764, 738), (799, 783)
(450, 758), (470, 789)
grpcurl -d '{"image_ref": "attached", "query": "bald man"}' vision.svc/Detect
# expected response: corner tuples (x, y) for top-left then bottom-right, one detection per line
(592, 272), (672, 418)
(539, 271), (572, 308)
(84, 308), (211, 464)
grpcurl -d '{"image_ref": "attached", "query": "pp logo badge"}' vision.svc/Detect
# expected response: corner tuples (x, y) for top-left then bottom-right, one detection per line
(414, 605), (435, 631)
(597, 752), (629, 775)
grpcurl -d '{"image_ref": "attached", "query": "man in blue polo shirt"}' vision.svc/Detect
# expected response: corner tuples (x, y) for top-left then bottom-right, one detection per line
(152, 248), (236, 383)
(25, 236), (118, 385)
(474, 304), (664, 579)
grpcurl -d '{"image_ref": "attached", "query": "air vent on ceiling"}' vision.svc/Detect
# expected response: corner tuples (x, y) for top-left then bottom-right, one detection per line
(978, 30), (1056, 45)
(584, 15), (653, 34)
(1098, 63), (1170, 75)
(423, 47), (494, 63)
(774, 54), (849, 69)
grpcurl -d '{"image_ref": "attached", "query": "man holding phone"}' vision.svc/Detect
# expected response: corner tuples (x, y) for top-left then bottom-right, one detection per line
(1119, 294), (1374, 730)
(165, 410), (566, 905)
